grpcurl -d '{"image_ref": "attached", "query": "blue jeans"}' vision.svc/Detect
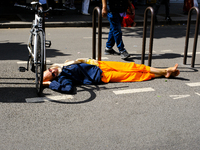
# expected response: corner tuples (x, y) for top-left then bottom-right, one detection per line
(106, 12), (125, 52)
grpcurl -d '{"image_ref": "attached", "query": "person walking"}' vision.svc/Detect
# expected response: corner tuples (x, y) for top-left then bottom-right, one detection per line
(82, 0), (90, 15)
(154, 0), (172, 22)
(183, 0), (198, 14)
(101, 0), (135, 60)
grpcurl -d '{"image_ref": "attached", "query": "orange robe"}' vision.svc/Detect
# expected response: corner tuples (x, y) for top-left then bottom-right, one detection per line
(98, 61), (155, 83)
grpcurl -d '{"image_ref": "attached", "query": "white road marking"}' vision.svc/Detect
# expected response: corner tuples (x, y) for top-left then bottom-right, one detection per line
(70, 57), (109, 60)
(17, 60), (51, 64)
(195, 92), (200, 96)
(145, 50), (156, 53)
(83, 37), (92, 39)
(83, 36), (108, 39)
(181, 52), (200, 55)
(17, 61), (28, 64)
(113, 87), (155, 95)
(161, 49), (173, 53)
(26, 95), (73, 103)
(101, 57), (109, 60)
(186, 82), (200, 87)
(169, 95), (190, 99)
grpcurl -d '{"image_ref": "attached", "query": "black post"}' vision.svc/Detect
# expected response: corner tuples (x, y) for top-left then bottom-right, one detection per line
(183, 7), (199, 68)
(92, 7), (102, 61)
(141, 7), (155, 66)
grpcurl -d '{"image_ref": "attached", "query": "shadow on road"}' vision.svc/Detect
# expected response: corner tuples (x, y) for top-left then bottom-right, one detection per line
(0, 42), (70, 61)
(42, 85), (129, 104)
(0, 87), (37, 103)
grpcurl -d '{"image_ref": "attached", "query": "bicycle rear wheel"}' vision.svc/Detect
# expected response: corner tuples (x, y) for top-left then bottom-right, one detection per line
(28, 32), (35, 72)
(35, 31), (45, 96)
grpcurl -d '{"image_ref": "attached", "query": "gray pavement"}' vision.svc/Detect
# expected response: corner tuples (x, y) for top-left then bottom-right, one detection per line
(0, 2), (199, 28)
(1, 2), (200, 149)
(1, 26), (200, 149)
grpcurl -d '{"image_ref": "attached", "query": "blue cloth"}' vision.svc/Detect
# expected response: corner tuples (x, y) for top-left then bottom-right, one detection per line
(39, 0), (47, 4)
(49, 63), (103, 93)
(106, 12), (125, 52)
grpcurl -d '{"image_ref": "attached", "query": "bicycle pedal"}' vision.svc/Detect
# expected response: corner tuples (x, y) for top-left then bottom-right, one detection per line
(45, 40), (51, 47)
(18, 67), (27, 72)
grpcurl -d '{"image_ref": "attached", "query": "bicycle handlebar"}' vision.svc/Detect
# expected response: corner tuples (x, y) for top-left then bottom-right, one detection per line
(42, 7), (52, 13)
(14, 3), (33, 11)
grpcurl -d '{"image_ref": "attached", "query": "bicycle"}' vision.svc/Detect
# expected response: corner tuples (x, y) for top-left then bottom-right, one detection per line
(15, 1), (52, 96)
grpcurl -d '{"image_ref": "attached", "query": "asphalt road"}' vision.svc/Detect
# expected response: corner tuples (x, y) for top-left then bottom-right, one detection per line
(0, 25), (200, 149)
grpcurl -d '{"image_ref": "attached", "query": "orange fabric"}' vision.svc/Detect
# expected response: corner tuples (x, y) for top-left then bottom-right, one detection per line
(98, 61), (155, 83)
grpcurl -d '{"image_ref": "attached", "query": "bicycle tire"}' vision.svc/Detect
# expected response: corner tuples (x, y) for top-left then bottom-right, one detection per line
(28, 32), (35, 71)
(35, 30), (45, 96)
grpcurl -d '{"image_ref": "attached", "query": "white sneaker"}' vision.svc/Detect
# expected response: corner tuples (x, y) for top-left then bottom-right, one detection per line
(81, 12), (90, 15)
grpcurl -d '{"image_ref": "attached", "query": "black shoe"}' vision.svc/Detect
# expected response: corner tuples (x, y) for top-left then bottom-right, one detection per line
(120, 50), (130, 60)
(165, 16), (172, 22)
(105, 48), (119, 55)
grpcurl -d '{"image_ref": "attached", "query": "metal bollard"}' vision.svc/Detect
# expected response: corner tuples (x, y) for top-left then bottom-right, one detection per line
(92, 7), (102, 61)
(183, 7), (199, 68)
(141, 7), (155, 66)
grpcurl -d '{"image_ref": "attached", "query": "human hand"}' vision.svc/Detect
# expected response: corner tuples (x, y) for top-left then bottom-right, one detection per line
(43, 81), (51, 87)
(76, 58), (87, 63)
(102, 7), (108, 18)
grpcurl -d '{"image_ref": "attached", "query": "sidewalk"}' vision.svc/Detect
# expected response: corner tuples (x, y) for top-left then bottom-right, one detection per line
(0, 2), (198, 28)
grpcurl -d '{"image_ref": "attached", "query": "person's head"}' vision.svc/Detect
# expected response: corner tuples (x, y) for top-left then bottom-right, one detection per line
(43, 68), (59, 82)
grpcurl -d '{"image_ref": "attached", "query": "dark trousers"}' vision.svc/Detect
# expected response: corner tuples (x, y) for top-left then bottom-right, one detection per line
(154, 0), (170, 17)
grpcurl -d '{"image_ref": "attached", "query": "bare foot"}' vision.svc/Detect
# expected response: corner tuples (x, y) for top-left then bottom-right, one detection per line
(165, 64), (179, 78)
(132, 22), (136, 27)
(171, 70), (180, 77)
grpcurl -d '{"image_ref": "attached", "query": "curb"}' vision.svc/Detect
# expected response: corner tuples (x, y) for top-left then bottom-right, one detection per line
(0, 19), (198, 28)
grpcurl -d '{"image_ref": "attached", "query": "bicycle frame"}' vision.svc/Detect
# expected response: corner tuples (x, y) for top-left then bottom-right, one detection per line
(15, 1), (58, 95)
(27, 6), (46, 66)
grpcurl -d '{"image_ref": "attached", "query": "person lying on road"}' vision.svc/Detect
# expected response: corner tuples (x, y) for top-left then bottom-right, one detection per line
(43, 58), (180, 93)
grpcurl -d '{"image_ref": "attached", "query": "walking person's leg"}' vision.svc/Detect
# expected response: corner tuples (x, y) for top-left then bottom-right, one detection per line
(154, 0), (162, 16)
(105, 13), (130, 59)
(105, 12), (118, 54)
(82, 0), (90, 15)
(164, 0), (172, 21)
(70, 0), (75, 8)
(154, 0), (162, 22)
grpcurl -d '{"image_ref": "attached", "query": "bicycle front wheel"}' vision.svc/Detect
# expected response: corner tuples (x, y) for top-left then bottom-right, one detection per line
(35, 31), (45, 96)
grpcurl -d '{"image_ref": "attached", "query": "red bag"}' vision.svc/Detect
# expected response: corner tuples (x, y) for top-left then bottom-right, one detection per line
(183, 0), (193, 13)
(121, 4), (136, 27)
